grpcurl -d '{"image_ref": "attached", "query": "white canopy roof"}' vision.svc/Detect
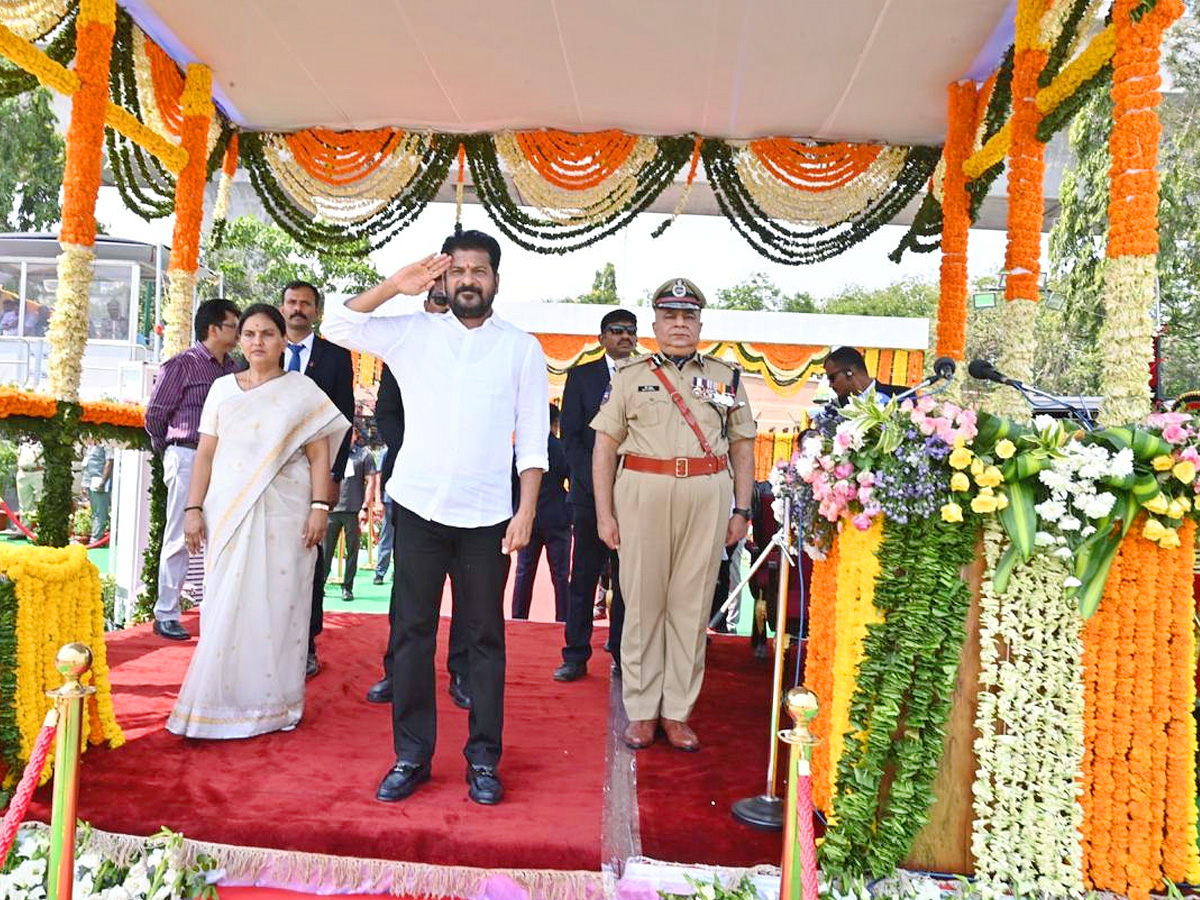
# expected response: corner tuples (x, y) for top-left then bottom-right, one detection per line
(124, 0), (1014, 145)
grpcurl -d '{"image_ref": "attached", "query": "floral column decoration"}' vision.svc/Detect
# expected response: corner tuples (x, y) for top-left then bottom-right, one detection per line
(937, 81), (980, 364)
(994, 0), (1050, 422)
(209, 131), (239, 245)
(46, 0), (115, 402)
(162, 63), (213, 359)
(1097, 0), (1184, 426)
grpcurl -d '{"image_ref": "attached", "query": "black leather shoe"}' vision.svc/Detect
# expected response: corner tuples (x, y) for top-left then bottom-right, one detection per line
(366, 678), (392, 704)
(153, 619), (190, 641)
(553, 662), (587, 682)
(376, 760), (431, 802)
(448, 674), (471, 710)
(341, 588), (354, 602)
(372, 575), (384, 585)
(466, 764), (503, 805)
(306, 652), (319, 679)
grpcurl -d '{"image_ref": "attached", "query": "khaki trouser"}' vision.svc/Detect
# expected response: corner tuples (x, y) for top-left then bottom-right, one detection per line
(615, 468), (732, 721)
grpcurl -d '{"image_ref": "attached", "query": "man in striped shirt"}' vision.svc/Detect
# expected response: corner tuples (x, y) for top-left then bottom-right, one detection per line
(144, 297), (242, 641)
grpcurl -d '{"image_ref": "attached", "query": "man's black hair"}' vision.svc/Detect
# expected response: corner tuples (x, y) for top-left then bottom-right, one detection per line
(280, 280), (323, 308)
(826, 346), (868, 374)
(194, 297), (241, 343)
(440, 229), (501, 272)
(600, 309), (637, 332)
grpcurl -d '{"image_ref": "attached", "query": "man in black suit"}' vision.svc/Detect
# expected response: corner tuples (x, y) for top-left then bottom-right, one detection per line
(823, 345), (904, 407)
(366, 350), (470, 710)
(554, 309), (637, 682)
(280, 280), (357, 678)
(511, 403), (571, 620)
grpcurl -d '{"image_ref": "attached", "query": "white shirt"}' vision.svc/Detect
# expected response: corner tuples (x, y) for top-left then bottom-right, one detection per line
(286, 332), (314, 373)
(322, 304), (549, 528)
(606, 354), (617, 381)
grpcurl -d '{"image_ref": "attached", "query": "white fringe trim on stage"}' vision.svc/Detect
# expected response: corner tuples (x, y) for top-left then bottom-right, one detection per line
(24, 822), (612, 899)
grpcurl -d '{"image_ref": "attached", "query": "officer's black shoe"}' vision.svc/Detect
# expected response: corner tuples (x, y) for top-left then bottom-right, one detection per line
(448, 673), (472, 710)
(366, 677), (392, 704)
(553, 662), (587, 682)
(153, 619), (190, 641)
(466, 764), (503, 805)
(376, 760), (430, 802)
(306, 651), (319, 679)
(341, 587), (354, 602)
(372, 575), (385, 585)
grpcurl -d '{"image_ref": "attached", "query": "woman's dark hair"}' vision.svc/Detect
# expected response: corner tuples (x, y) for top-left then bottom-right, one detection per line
(238, 302), (287, 336)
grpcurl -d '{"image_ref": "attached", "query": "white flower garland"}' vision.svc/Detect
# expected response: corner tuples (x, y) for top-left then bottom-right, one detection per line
(494, 132), (658, 225)
(162, 269), (197, 360)
(131, 26), (221, 155)
(46, 243), (94, 402)
(990, 298), (1039, 422)
(0, 0), (71, 40)
(262, 133), (426, 223)
(1099, 254), (1157, 428)
(734, 144), (907, 226)
(973, 520), (1085, 900)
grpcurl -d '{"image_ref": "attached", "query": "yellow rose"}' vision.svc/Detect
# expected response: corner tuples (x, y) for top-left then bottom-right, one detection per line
(995, 491), (1009, 510)
(950, 472), (970, 492)
(948, 446), (973, 470)
(1152, 454), (1175, 472)
(1172, 460), (1196, 485)
(1144, 493), (1171, 516)
(1178, 496), (1193, 511)
(1160, 528), (1182, 549)
(1143, 517), (1167, 542)
(1167, 498), (1188, 520)
(940, 501), (964, 523)
(971, 491), (999, 514)
(975, 465), (1004, 489)
(971, 458), (985, 477)
(995, 439), (1016, 460)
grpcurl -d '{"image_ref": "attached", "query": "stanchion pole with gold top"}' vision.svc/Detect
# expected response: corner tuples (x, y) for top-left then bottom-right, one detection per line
(732, 496), (796, 829)
(47, 643), (96, 900)
(779, 687), (821, 900)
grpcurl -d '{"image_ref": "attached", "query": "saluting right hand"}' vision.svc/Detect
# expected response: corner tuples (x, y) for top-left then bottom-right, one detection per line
(387, 254), (452, 296)
(597, 513), (620, 551)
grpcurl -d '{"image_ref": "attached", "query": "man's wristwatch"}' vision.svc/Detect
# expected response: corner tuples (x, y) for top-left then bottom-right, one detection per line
(732, 507), (751, 520)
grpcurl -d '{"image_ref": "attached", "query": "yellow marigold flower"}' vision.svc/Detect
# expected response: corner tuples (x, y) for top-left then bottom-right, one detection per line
(948, 446), (973, 470)
(971, 491), (999, 514)
(1160, 527), (1182, 549)
(1152, 454), (1175, 472)
(1144, 493), (1171, 516)
(975, 465), (1004, 489)
(1172, 460), (1196, 485)
(1143, 517), (1167, 542)
(950, 472), (970, 492)
(995, 439), (1016, 459)
(941, 501), (964, 523)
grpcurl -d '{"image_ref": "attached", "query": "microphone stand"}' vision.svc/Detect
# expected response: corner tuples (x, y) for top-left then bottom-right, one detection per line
(890, 373), (953, 407)
(1006, 380), (1095, 432)
(709, 513), (796, 629)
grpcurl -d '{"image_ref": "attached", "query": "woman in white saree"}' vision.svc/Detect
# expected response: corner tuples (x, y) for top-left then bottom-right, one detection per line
(167, 303), (350, 739)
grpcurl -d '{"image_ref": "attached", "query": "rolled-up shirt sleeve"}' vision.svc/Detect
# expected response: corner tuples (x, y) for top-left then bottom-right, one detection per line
(320, 298), (411, 358)
(513, 337), (550, 473)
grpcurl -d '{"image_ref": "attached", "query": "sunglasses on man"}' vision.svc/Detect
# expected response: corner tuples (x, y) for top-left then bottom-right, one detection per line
(604, 325), (636, 336)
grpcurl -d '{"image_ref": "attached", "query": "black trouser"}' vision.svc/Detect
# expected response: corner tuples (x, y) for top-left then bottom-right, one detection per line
(511, 519), (572, 620)
(390, 505), (509, 767)
(562, 504), (623, 666)
(322, 512), (361, 588)
(381, 566), (468, 682)
(308, 546), (324, 656)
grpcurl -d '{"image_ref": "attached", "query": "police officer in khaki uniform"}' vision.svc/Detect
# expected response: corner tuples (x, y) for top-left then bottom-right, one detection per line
(591, 278), (755, 752)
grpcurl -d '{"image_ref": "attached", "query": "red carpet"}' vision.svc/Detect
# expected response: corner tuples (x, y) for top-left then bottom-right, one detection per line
(634, 636), (783, 867)
(28, 613), (609, 873)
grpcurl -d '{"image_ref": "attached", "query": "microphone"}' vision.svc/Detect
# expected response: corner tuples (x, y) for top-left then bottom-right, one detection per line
(967, 358), (1020, 387)
(933, 356), (956, 380)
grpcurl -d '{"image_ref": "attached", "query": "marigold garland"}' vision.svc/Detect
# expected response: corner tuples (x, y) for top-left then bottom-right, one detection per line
(0, 543), (124, 786)
(162, 269), (197, 360)
(0, 18), (79, 95)
(514, 129), (640, 191)
(805, 538), (840, 813)
(937, 82), (980, 362)
(0, 0), (72, 41)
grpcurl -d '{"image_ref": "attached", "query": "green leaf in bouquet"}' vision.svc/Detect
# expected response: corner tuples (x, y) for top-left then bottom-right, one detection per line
(992, 542), (1021, 594)
(1076, 536), (1122, 619)
(997, 479), (1037, 562)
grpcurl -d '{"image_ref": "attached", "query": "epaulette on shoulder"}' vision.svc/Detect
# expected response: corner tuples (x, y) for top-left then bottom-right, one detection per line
(616, 355), (653, 371)
(700, 353), (738, 374)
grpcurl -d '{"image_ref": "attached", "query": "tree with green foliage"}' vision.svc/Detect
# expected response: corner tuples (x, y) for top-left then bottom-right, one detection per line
(1048, 16), (1200, 401)
(0, 88), (64, 232)
(203, 216), (382, 307)
(571, 262), (619, 304)
(715, 272), (817, 312)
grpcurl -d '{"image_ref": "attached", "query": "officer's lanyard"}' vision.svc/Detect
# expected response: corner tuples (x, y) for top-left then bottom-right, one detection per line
(650, 363), (718, 458)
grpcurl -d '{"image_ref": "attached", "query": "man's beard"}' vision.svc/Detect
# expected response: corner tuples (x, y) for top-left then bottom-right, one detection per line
(451, 286), (495, 319)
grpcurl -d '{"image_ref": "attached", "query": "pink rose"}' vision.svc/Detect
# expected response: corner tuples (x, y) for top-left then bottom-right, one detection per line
(851, 513), (873, 531)
(834, 462), (854, 479)
(1163, 423), (1188, 444)
(857, 486), (874, 504)
(1181, 447), (1200, 465)
(834, 431), (854, 450)
(856, 470), (875, 486)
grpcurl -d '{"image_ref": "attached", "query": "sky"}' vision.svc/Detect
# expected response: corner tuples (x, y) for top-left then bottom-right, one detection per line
(93, 189), (1031, 309)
